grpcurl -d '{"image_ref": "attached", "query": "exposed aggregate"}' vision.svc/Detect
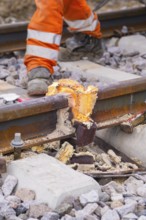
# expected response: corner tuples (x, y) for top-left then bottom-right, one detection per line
(1, 174), (146, 219)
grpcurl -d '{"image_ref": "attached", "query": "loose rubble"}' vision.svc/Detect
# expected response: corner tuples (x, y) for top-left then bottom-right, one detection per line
(4, 142), (140, 176)
(0, 55), (28, 99)
(1, 173), (146, 219)
(97, 32), (146, 77)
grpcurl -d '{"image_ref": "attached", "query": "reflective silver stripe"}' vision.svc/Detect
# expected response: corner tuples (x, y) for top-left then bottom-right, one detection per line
(64, 13), (97, 31)
(26, 45), (58, 60)
(27, 29), (61, 45)
(77, 19), (98, 32)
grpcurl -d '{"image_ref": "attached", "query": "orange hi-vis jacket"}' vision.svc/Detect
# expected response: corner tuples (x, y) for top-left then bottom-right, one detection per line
(24, 0), (102, 74)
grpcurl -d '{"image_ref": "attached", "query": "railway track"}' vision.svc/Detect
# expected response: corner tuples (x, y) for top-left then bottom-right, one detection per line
(0, 6), (145, 161)
(0, 6), (146, 53)
(0, 6), (146, 178)
(1, 72), (146, 154)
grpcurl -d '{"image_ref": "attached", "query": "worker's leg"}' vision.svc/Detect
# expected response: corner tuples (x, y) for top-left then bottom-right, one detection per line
(24, 0), (63, 74)
(59, 0), (103, 60)
(24, 0), (63, 95)
(63, 0), (101, 38)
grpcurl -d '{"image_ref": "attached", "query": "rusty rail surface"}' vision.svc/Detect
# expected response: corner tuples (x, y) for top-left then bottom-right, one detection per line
(0, 7), (146, 52)
(0, 94), (75, 154)
(99, 6), (146, 36)
(92, 76), (146, 129)
(1, 76), (146, 153)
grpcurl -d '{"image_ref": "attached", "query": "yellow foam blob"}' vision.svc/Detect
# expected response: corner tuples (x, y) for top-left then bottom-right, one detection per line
(46, 79), (98, 123)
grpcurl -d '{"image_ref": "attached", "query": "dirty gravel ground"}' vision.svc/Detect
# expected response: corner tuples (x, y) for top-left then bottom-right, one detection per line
(0, 30), (146, 92)
(0, 0), (35, 23)
(0, 0), (144, 23)
(88, 0), (144, 11)
(1, 171), (146, 220)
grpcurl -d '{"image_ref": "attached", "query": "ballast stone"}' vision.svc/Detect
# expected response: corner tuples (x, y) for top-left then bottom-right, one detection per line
(118, 35), (146, 54)
(6, 154), (101, 209)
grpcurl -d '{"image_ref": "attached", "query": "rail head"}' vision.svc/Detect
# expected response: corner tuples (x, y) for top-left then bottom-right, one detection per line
(1, 7), (146, 52)
(0, 21), (29, 34)
(0, 94), (69, 123)
(98, 76), (146, 100)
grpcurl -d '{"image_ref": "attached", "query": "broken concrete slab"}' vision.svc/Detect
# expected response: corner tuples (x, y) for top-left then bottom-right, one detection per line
(6, 154), (101, 209)
(59, 61), (140, 84)
(96, 125), (146, 167)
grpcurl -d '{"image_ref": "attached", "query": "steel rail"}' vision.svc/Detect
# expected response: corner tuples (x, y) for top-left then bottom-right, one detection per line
(0, 7), (146, 53)
(0, 7), (146, 153)
(0, 94), (75, 154)
(92, 76), (146, 129)
(1, 75), (146, 153)
(100, 6), (146, 37)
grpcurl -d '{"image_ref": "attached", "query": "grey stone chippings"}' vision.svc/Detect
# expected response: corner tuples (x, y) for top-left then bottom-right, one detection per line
(2, 175), (18, 196)
(2, 172), (146, 219)
(124, 177), (144, 195)
(41, 212), (59, 220)
(27, 218), (38, 220)
(0, 69), (9, 79)
(115, 201), (137, 218)
(122, 213), (138, 220)
(18, 213), (28, 220)
(0, 204), (16, 218)
(29, 203), (52, 218)
(5, 195), (21, 209)
(136, 184), (146, 198)
(101, 181), (124, 196)
(56, 203), (73, 217)
(15, 188), (36, 202)
(94, 34), (146, 77)
(75, 203), (98, 218)
(15, 204), (28, 216)
(79, 190), (99, 206)
(139, 217), (146, 220)
(101, 209), (120, 220)
(60, 215), (75, 220)
(8, 216), (22, 220)
(100, 192), (110, 203)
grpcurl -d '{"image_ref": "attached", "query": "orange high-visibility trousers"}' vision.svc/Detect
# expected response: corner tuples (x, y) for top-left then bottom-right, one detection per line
(24, 0), (101, 74)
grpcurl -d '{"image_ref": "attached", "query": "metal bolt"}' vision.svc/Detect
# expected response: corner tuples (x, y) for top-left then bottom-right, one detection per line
(11, 133), (24, 148)
(11, 133), (24, 160)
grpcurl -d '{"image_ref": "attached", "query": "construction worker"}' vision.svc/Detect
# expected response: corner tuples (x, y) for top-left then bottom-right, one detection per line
(24, 0), (102, 96)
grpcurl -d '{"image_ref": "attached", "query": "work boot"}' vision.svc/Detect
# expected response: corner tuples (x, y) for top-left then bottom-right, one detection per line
(27, 67), (53, 96)
(59, 33), (104, 62)
(66, 33), (103, 53)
